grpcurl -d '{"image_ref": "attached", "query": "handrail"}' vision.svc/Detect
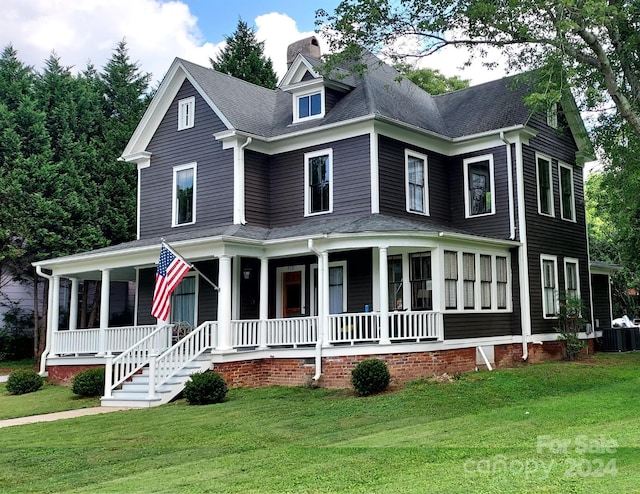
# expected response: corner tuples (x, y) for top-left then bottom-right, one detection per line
(152, 321), (217, 392)
(103, 324), (172, 398)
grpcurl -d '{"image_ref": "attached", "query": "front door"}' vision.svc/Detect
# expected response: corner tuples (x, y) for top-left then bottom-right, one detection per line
(283, 271), (302, 317)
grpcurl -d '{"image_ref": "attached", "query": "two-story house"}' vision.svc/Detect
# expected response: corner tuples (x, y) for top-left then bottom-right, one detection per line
(33, 37), (615, 407)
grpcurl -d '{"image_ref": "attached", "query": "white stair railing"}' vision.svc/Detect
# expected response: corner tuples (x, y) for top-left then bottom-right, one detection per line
(152, 321), (218, 393)
(103, 324), (172, 399)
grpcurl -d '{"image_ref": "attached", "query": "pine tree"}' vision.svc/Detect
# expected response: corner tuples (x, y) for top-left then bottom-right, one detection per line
(211, 19), (278, 89)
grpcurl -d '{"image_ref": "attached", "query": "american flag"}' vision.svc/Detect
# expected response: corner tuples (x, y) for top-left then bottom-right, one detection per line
(151, 244), (191, 321)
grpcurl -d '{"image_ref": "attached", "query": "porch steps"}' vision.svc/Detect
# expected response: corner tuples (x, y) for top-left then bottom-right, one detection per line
(101, 353), (213, 408)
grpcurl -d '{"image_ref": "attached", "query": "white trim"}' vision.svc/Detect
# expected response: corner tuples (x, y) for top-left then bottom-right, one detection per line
(172, 162), (197, 227)
(558, 162), (576, 222)
(536, 153), (555, 217)
(275, 265), (306, 318)
(310, 260), (347, 316)
(464, 154), (495, 218)
(280, 54), (321, 87)
(370, 131), (380, 214)
(564, 257), (580, 299)
(540, 254), (559, 319)
(177, 96), (195, 130)
(304, 148), (333, 216)
(515, 139), (532, 354)
(292, 86), (325, 124)
(405, 149), (429, 216)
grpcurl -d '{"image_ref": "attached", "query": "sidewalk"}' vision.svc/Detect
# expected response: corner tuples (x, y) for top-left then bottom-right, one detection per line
(0, 406), (131, 429)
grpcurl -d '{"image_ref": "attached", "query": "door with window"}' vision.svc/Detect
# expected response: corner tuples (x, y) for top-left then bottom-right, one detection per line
(283, 271), (303, 317)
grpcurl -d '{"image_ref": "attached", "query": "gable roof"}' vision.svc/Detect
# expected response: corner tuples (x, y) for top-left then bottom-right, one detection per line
(122, 51), (591, 159)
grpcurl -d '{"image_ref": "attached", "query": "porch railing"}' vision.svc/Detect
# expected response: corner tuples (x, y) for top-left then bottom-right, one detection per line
(152, 321), (218, 393)
(388, 311), (443, 341)
(51, 325), (158, 356)
(328, 312), (379, 344)
(232, 319), (260, 347)
(103, 324), (172, 398)
(265, 316), (317, 347)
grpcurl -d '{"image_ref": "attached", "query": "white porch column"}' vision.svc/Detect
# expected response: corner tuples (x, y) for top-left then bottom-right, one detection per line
(98, 269), (111, 356)
(258, 257), (269, 349)
(378, 247), (390, 345)
(49, 275), (61, 356)
(216, 255), (233, 351)
(68, 278), (79, 331)
(320, 251), (330, 347)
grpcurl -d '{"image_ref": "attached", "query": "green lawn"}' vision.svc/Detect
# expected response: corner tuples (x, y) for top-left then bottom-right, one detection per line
(1, 353), (639, 493)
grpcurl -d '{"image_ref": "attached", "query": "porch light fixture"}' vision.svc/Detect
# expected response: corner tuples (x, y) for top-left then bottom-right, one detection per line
(243, 267), (253, 280)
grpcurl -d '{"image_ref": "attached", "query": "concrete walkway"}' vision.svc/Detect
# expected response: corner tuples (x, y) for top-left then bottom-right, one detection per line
(0, 406), (131, 429)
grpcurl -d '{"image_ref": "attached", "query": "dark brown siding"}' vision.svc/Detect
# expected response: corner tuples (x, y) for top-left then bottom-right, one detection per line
(444, 313), (517, 340)
(591, 274), (612, 330)
(137, 268), (155, 326)
(325, 88), (343, 113)
(269, 135), (371, 227)
(378, 135), (451, 225)
(523, 112), (591, 333)
(140, 80), (233, 239)
(450, 146), (512, 238)
(333, 249), (373, 313)
(245, 150), (270, 227)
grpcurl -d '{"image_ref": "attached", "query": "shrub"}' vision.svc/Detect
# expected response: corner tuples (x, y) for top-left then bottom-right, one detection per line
(555, 294), (586, 361)
(351, 358), (391, 396)
(6, 369), (43, 395)
(72, 368), (105, 397)
(183, 371), (228, 405)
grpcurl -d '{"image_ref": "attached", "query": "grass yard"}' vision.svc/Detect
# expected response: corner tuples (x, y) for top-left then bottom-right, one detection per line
(1, 353), (639, 493)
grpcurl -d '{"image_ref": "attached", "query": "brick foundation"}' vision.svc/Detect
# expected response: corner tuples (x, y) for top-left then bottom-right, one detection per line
(46, 364), (104, 385)
(46, 340), (597, 388)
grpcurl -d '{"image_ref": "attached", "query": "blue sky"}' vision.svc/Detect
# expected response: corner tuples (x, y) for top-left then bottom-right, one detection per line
(0, 0), (500, 85)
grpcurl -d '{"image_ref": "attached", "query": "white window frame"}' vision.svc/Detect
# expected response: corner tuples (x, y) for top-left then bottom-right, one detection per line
(293, 88), (325, 123)
(541, 254), (559, 319)
(304, 148), (333, 216)
(310, 260), (348, 316)
(558, 162), (576, 222)
(170, 272), (199, 326)
(536, 153), (555, 217)
(464, 154), (495, 218)
(172, 162), (197, 227)
(405, 150), (429, 216)
(564, 257), (580, 300)
(177, 96), (195, 130)
(441, 250), (512, 313)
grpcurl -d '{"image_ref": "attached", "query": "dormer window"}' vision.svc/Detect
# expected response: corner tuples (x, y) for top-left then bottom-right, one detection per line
(178, 97), (195, 130)
(299, 92), (321, 119)
(293, 87), (325, 123)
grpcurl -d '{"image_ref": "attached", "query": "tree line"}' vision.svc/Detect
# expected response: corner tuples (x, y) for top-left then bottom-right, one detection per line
(0, 40), (151, 354)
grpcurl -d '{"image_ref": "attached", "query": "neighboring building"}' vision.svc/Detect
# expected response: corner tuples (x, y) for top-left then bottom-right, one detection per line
(33, 37), (615, 407)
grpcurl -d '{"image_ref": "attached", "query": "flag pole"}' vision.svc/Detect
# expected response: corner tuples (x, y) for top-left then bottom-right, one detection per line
(161, 239), (220, 291)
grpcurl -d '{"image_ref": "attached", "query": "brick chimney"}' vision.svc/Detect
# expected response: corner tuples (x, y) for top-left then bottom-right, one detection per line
(286, 36), (321, 68)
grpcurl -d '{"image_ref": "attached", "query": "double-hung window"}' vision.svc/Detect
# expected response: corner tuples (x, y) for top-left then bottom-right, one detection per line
(480, 254), (492, 309)
(388, 255), (403, 310)
(410, 252), (432, 310)
(444, 251), (458, 309)
(405, 150), (429, 215)
(173, 163), (196, 226)
(564, 258), (580, 299)
(496, 256), (508, 309)
(178, 97), (195, 130)
(464, 155), (494, 217)
(541, 255), (559, 318)
(559, 163), (575, 221)
(537, 154), (554, 216)
(463, 253), (476, 309)
(304, 149), (332, 216)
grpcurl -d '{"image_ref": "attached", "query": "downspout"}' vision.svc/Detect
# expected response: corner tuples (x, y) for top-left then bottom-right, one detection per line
(500, 132), (516, 241)
(514, 138), (531, 361)
(35, 265), (52, 376)
(308, 239), (323, 381)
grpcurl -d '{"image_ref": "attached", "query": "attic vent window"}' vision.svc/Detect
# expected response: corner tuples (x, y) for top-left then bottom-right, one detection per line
(547, 103), (558, 129)
(178, 97), (195, 130)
